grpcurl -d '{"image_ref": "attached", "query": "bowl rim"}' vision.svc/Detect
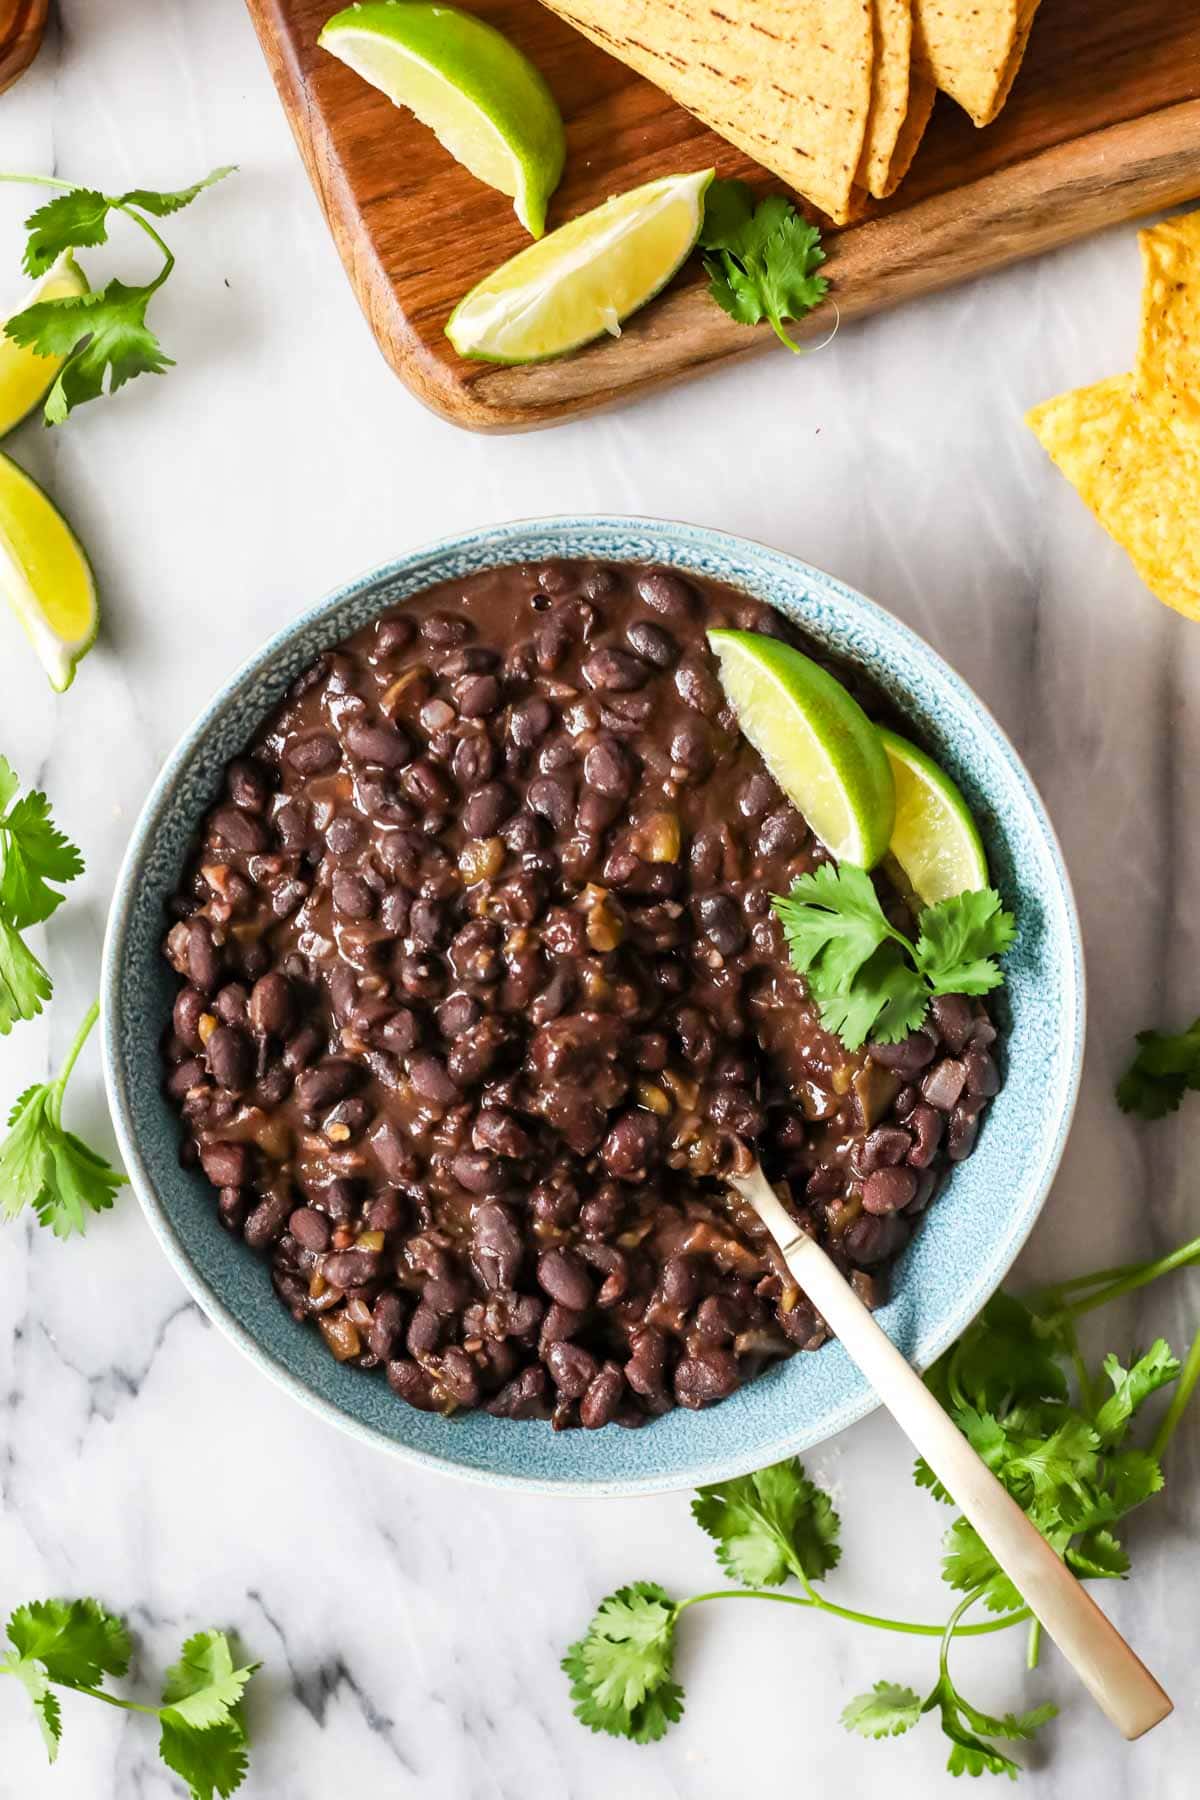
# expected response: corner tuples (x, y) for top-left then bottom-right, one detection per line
(101, 514), (1085, 1496)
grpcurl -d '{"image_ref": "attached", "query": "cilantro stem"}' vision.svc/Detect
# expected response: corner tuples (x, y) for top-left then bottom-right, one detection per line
(62, 1683), (162, 1717)
(675, 1587), (1029, 1639)
(0, 173), (78, 193)
(1056, 1235), (1200, 1321)
(1151, 1327), (1200, 1461)
(113, 201), (175, 290)
(1026, 1618), (1042, 1670)
(939, 1585), (984, 1684)
(49, 1000), (100, 1130)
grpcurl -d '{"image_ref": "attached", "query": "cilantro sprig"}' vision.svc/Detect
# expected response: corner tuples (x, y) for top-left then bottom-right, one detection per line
(564, 1235), (1200, 1777)
(1116, 1014), (1200, 1119)
(0, 755), (83, 1034)
(0, 166), (233, 423)
(772, 864), (1016, 1050)
(698, 178), (829, 352)
(1, 1598), (258, 1799)
(0, 999), (126, 1236)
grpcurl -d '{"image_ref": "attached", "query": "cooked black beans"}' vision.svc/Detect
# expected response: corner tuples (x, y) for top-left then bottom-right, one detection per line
(162, 560), (1001, 1431)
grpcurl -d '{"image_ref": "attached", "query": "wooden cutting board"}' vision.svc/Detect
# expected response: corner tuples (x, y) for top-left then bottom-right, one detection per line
(246, 0), (1200, 432)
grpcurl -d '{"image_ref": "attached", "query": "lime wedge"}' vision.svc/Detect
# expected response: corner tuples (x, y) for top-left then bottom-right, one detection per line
(0, 452), (98, 692)
(447, 168), (713, 364)
(0, 254), (89, 438)
(879, 729), (989, 904)
(709, 629), (895, 869)
(319, 2), (565, 237)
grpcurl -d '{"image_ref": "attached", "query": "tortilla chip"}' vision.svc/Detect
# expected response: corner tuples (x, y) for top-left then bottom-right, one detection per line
(1027, 375), (1200, 622)
(539, 0), (874, 225)
(1135, 212), (1200, 452)
(913, 0), (1040, 127)
(859, 0), (915, 200)
(877, 67), (936, 197)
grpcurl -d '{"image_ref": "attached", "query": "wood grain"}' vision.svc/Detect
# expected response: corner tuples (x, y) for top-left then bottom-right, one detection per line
(244, 0), (1200, 432)
(0, 0), (47, 96)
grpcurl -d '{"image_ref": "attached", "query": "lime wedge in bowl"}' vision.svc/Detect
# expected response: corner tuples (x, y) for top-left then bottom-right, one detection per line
(319, 2), (565, 237)
(0, 253), (89, 438)
(447, 168), (713, 364)
(879, 728), (989, 903)
(0, 451), (98, 692)
(709, 628), (895, 869)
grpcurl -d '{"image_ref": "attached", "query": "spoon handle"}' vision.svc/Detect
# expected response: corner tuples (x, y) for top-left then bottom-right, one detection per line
(735, 1167), (1173, 1741)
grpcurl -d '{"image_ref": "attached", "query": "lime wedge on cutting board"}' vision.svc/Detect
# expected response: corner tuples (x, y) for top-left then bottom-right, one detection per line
(447, 168), (713, 364)
(879, 728), (989, 903)
(0, 452), (98, 692)
(319, 2), (565, 238)
(0, 254), (89, 438)
(708, 629), (895, 869)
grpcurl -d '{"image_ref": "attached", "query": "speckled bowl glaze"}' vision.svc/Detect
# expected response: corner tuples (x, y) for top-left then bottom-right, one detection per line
(102, 518), (1084, 1496)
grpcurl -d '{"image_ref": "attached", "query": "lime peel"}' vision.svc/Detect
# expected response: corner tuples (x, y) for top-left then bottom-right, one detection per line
(319, 2), (565, 237)
(0, 253), (89, 439)
(708, 627), (895, 870)
(879, 728), (989, 905)
(0, 451), (98, 692)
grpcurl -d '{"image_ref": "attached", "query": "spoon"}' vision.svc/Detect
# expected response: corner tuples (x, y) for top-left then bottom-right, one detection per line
(732, 1161), (1173, 1741)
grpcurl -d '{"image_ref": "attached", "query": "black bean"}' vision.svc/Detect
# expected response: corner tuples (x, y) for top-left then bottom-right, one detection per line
(527, 774), (575, 829)
(473, 1109), (531, 1159)
(282, 1025), (322, 1073)
(509, 696), (553, 749)
(625, 619), (676, 666)
(757, 809), (806, 858)
(545, 1340), (600, 1401)
(601, 1111), (659, 1181)
(420, 611), (472, 647)
(375, 615), (416, 656)
(964, 1048), (1000, 1097)
(636, 569), (696, 619)
(862, 1166), (919, 1214)
(210, 806), (268, 855)
(217, 1187), (246, 1233)
(737, 771), (777, 820)
(472, 1201), (524, 1289)
(369, 1292), (407, 1361)
(206, 1024), (253, 1091)
(861, 1125), (912, 1171)
(407, 1302), (443, 1356)
(289, 1207), (331, 1252)
(674, 1348), (740, 1409)
(401, 759), (454, 808)
(245, 1190), (293, 1249)
(537, 1247), (594, 1311)
(693, 1294), (742, 1345)
(581, 648), (647, 692)
(166, 1057), (206, 1100)
(325, 813), (364, 858)
(437, 993), (481, 1036)
(331, 870), (375, 919)
(670, 719), (712, 776)
(867, 1030), (937, 1077)
(407, 1052), (459, 1105)
(437, 1346), (481, 1408)
(423, 1268), (469, 1314)
(674, 657), (722, 715)
(464, 781), (516, 836)
(948, 1097), (986, 1162)
(485, 1366), (548, 1419)
(583, 736), (634, 798)
(294, 1059), (362, 1118)
(579, 1360), (625, 1428)
(186, 917), (221, 994)
(906, 1103), (944, 1169)
(286, 733), (340, 777)
(228, 759), (271, 813)
(455, 674), (500, 718)
(693, 892), (747, 956)
(409, 898), (448, 949)
(453, 733), (498, 789)
(249, 971), (292, 1038)
(930, 993), (974, 1053)
(453, 1151), (502, 1195)
(386, 1358), (437, 1410)
(173, 986), (207, 1049)
(659, 1255), (700, 1313)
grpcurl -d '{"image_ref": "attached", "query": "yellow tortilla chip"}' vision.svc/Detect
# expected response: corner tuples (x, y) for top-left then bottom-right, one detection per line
(1136, 211), (1200, 452)
(539, 0), (874, 225)
(913, 0), (1040, 127)
(859, 0), (916, 200)
(877, 67), (936, 197)
(1027, 374), (1200, 622)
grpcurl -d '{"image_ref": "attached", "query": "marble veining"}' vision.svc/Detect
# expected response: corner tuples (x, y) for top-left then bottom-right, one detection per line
(1, 1), (1198, 1794)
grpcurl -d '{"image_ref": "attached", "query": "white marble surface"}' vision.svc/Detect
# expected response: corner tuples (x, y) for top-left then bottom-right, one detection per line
(2, 3), (1199, 1795)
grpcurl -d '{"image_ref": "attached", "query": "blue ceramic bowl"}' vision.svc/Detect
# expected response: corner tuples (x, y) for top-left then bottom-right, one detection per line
(102, 518), (1084, 1496)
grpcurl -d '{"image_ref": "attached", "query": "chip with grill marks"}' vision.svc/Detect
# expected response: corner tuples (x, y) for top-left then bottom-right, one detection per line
(912, 0), (1041, 128)
(537, 0), (875, 225)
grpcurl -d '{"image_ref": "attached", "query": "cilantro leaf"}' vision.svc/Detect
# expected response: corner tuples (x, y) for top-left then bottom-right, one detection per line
(159, 1717), (250, 1800)
(0, 913), (51, 1034)
(21, 189), (112, 277)
(842, 1681), (923, 1739)
(1065, 1527), (1130, 1581)
(692, 1458), (841, 1587)
(699, 178), (828, 352)
(3, 167), (233, 422)
(118, 167), (236, 218)
(0, 1005), (126, 1234)
(161, 1631), (258, 1731)
(913, 888), (1016, 996)
(1, 1598), (131, 1762)
(1116, 1017), (1200, 1119)
(941, 1519), (1024, 1616)
(772, 866), (1013, 1052)
(0, 778), (84, 928)
(1093, 1342), (1181, 1447)
(7, 1598), (132, 1688)
(923, 1671), (1054, 1780)
(562, 1583), (683, 1744)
